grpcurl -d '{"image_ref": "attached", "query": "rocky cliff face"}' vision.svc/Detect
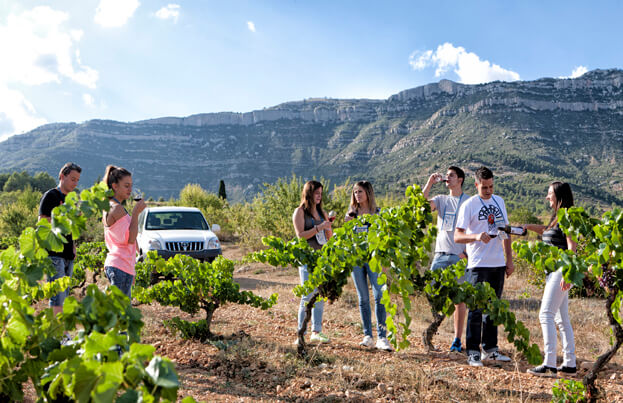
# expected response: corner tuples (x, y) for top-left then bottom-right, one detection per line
(1, 69), (621, 207)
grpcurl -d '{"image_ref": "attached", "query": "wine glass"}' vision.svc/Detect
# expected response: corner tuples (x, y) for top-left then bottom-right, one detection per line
(132, 188), (143, 202)
(328, 211), (336, 222)
(487, 227), (499, 239)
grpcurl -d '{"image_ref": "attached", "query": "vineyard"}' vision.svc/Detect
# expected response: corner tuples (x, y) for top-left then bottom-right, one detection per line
(1, 183), (622, 402)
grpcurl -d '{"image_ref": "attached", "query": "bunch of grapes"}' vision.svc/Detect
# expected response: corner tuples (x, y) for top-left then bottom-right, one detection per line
(598, 264), (619, 294)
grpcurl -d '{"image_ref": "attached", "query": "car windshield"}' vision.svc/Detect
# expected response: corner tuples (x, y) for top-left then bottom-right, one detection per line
(145, 212), (208, 231)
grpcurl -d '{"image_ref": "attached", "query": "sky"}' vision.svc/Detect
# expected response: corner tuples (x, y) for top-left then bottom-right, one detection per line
(1, 0), (622, 141)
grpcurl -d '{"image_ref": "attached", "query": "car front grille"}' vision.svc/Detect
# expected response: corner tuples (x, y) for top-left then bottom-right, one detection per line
(165, 241), (204, 252)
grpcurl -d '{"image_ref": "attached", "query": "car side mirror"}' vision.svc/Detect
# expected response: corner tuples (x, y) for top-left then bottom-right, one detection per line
(211, 224), (221, 233)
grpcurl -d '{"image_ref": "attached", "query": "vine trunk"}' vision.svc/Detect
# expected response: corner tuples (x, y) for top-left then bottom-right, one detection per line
(583, 292), (623, 402)
(297, 291), (319, 357)
(423, 307), (445, 351)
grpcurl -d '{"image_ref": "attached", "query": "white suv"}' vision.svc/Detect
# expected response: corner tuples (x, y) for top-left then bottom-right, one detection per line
(136, 206), (222, 262)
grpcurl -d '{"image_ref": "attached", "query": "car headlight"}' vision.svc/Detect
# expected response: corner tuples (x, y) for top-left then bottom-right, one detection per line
(148, 239), (163, 250)
(207, 238), (220, 249)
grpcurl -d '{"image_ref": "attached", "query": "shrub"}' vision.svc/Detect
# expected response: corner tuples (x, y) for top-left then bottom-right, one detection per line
(0, 202), (37, 238)
(134, 253), (277, 339)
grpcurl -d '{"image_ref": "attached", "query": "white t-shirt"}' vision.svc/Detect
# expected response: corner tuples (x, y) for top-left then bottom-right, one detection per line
(455, 194), (509, 269)
(432, 193), (468, 256)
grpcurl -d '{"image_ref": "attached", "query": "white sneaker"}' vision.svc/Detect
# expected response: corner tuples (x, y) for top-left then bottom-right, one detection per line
(375, 337), (393, 351)
(359, 335), (374, 348)
(467, 353), (483, 367)
(483, 350), (511, 362)
(310, 332), (330, 344)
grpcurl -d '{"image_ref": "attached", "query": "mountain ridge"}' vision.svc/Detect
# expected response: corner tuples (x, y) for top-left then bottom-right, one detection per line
(1, 69), (621, 211)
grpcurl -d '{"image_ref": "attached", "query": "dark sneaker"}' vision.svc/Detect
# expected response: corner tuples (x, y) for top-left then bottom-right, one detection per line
(527, 365), (557, 377)
(557, 366), (577, 376)
(483, 350), (511, 362)
(467, 353), (483, 367)
(450, 337), (462, 352)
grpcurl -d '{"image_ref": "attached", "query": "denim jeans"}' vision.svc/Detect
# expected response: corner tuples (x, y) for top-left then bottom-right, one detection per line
(297, 265), (324, 333)
(48, 256), (74, 307)
(430, 253), (468, 283)
(351, 263), (387, 338)
(540, 269), (576, 367)
(466, 266), (506, 354)
(105, 266), (134, 299)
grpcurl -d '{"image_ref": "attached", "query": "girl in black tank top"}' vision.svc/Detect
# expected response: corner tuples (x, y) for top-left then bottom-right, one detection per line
(292, 181), (332, 344)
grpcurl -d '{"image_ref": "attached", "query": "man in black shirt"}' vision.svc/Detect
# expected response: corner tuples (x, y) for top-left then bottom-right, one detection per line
(38, 162), (82, 316)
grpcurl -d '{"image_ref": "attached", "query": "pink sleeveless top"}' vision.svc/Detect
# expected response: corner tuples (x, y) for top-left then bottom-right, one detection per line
(104, 213), (136, 275)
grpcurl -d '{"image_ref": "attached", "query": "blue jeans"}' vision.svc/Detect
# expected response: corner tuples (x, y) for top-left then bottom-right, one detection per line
(105, 266), (134, 298)
(298, 265), (324, 333)
(48, 256), (74, 307)
(430, 253), (468, 283)
(466, 266), (506, 354)
(352, 263), (387, 338)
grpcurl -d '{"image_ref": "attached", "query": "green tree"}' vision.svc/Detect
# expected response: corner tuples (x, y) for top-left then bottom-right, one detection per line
(3, 171), (30, 192)
(31, 171), (56, 192)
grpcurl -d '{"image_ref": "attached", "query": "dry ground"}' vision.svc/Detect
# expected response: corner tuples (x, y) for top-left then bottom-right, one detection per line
(136, 242), (623, 402)
(23, 241), (623, 402)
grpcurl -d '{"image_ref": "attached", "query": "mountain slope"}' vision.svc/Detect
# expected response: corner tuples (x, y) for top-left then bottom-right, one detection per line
(1, 69), (621, 211)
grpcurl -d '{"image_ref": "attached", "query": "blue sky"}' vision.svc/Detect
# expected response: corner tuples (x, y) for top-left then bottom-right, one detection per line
(1, 0), (622, 141)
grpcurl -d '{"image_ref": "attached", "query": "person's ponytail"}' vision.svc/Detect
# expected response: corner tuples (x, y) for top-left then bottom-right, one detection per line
(103, 165), (131, 190)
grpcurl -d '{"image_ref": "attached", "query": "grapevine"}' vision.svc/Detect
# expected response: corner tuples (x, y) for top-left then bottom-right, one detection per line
(0, 183), (193, 402)
(250, 184), (541, 364)
(134, 252), (278, 340)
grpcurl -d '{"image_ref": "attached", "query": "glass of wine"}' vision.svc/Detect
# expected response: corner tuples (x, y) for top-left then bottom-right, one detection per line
(487, 227), (499, 238)
(132, 188), (143, 202)
(328, 210), (336, 222)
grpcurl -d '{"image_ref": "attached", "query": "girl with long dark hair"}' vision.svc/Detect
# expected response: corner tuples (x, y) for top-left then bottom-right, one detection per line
(292, 180), (333, 343)
(523, 182), (577, 376)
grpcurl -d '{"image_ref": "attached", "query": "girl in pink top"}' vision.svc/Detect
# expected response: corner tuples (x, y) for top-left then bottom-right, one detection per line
(102, 165), (146, 298)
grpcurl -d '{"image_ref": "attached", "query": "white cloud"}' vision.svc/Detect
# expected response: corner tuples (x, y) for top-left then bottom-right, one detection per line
(155, 4), (180, 23)
(0, 84), (47, 141)
(95, 0), (140, 28)
(409, 42), (520, 84)
(83, 93), (95, 107)
(0, 6), (99, 140)
(247, 21), (256, 32)
(569, 65), (588, 79)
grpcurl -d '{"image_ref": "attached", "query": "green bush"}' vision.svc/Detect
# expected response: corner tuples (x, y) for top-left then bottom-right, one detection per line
(0, 202), (37, 238)
(551, 379), (586, 403)
(134, 253), (277, 339)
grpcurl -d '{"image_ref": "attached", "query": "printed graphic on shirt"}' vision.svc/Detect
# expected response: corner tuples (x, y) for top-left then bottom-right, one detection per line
(478, 204), (504, 233)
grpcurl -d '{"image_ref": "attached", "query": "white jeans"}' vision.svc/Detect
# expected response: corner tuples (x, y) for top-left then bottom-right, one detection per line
(539, 269), (576, 368)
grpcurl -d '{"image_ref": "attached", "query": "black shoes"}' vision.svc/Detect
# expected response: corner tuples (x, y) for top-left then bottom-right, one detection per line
(527, 365), (557, 377)
(557, 366), (577, 375)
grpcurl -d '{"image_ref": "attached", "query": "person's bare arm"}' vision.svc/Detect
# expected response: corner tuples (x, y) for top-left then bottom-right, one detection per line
(105, 204), (126, 227)
(503, 237), (514, 277)
(128, 200), (147, 244)
(524, 223), (547, 235)
(423, 173), (440, 211)
(293, 208), (325, 240)
(454, 228), (491, 244)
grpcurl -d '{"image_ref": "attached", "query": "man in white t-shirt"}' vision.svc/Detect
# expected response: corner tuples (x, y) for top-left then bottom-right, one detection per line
(423, 166), (469, 353)
(455, 166), (514, 367)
